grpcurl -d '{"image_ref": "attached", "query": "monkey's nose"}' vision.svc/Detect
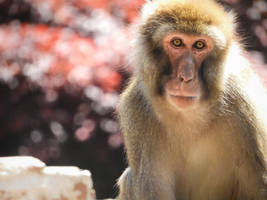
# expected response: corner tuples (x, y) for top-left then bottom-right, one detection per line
(178, 64), (194, 83)
(178, 70), (194, 83)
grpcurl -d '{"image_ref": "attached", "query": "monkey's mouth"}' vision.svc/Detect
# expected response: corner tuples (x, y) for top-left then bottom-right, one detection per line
(170, 95), (197, 100)
(168, 95), (198, 108)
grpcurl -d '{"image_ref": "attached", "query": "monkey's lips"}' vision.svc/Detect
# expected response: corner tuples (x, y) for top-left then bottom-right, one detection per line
(168, 94), (198, 109)
(165, 85), (201, 108)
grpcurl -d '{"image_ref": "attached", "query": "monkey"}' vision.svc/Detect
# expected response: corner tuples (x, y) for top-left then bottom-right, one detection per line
(117, 0), (267, 199)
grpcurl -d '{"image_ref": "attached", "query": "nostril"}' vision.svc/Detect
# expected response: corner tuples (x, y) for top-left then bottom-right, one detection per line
(179, 76), (184, 82)
(179, 74), (193, 83)
(183, 76), (193, 83)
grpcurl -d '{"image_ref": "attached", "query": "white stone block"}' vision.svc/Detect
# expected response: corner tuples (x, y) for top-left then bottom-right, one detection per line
(0, 156), (96, 200)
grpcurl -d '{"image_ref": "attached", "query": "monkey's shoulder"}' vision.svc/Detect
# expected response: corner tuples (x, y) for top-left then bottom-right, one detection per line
(118, 78), (158, 134)
(223, 69), (267, 139)
(119, 78), (150, 114)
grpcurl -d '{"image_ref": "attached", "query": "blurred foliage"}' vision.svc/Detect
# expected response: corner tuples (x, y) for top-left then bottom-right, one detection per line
(0, 0), (266, 198)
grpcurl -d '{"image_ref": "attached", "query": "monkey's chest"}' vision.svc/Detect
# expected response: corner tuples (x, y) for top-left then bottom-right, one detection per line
(176, 136), (236, 199)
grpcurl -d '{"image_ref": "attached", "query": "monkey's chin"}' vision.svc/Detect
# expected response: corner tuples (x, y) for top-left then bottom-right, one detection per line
(168, 95), (198, 109)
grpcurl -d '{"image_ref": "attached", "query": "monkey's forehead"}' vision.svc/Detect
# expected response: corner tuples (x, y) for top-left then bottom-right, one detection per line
(141, 0), (236, 42)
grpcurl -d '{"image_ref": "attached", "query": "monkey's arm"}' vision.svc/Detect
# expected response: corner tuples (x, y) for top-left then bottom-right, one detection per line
(227, 61), (267, 162)
(118, 79), (176, 200)
(222, 67), (267, 198)
(222, 45), (267, 165)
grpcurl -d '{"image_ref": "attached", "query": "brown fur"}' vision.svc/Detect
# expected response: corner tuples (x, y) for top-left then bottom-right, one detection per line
(117, 0), (267, 199)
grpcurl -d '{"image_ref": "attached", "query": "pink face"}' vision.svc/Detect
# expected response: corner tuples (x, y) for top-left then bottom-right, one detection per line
(163, 33), (214, 109)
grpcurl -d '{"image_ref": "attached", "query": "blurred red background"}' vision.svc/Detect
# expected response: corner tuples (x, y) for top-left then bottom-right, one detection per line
(0, 0), (266, 198)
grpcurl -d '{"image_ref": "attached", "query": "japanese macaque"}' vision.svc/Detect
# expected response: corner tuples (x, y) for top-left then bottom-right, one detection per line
(117, 0), (267, 199)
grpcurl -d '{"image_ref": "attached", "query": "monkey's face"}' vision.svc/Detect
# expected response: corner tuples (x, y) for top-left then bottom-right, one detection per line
(162, 32), (214, 109)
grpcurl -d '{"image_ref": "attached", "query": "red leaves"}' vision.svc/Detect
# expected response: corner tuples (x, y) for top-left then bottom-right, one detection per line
(0, 22), (127, 91)
(74, 0), (145, 22)
(95, 66), (122, 91)
(0, 0), (145, 94)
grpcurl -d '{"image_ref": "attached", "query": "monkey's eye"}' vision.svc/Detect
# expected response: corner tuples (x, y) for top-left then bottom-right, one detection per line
(171, 38), (183, 48)
(193, 41), (206, 50)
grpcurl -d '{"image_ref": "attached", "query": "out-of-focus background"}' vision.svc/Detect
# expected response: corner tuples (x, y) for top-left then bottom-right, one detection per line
(0, 0), (266, 198)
